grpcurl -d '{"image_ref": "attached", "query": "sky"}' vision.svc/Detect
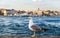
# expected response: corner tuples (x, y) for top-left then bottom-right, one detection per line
(0, 0), (60, 10)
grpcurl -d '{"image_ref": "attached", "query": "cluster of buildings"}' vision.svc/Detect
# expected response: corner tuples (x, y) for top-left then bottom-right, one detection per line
(0, 8), (18, 16)
(0, 8), (60, 16)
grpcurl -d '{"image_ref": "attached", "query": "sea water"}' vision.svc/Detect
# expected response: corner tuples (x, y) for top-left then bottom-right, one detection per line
(0, 16), (60, 36)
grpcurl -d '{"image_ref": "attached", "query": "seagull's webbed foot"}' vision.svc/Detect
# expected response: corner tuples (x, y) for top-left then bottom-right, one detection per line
(31, 32), (36, 38)
(31, 35), (36, 38)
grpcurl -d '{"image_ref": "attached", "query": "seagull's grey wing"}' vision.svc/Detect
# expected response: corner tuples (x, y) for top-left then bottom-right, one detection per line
(31, 25), (49, 32)
(31, 25), (41, 31)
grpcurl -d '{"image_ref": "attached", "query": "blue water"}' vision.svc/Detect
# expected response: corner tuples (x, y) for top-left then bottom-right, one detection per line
(0, 16), (60, 36)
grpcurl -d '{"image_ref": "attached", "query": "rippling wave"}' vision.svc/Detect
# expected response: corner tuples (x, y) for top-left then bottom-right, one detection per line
(0, 16), (60, 36)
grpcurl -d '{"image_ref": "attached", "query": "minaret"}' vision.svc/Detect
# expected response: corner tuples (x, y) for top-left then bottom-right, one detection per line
(37, 8), (42, 16)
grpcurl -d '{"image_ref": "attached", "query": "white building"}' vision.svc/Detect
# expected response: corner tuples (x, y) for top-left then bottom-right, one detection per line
(6, 9), (18, 16)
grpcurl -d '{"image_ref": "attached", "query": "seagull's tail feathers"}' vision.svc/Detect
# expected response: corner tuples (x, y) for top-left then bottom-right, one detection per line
(41, 28), (49, 32)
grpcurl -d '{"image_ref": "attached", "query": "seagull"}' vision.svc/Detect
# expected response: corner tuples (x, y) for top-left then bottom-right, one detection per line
(28, 17), (48, 37)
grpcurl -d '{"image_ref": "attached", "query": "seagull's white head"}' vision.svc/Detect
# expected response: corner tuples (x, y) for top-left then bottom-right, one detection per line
(28, 17), (34, 26)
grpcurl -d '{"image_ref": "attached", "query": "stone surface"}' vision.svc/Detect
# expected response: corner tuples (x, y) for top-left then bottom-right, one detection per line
(0, 36), (59, 38)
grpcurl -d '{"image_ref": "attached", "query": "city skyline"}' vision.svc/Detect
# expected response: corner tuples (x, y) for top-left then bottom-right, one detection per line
(0, 0), (60, 11)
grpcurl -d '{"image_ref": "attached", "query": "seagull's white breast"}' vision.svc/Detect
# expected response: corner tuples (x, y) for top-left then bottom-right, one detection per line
(28, 18), (35, 31)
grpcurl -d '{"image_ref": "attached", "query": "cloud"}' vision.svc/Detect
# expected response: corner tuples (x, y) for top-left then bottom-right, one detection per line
(32, 0), (37, 2)
(32, 0), (42, 2)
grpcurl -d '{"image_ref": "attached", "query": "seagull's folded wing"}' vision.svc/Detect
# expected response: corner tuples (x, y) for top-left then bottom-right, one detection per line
(31, 25), (41, 31)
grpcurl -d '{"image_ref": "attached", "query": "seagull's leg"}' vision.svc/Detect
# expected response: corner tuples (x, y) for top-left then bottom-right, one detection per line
(34, 32), (36, 36)
(31, 32), (36, 38)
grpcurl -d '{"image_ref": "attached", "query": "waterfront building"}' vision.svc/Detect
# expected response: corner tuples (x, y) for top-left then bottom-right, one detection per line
(33, 10), (37, 15)
(53, 11), (59, 15)
(44, 10), (49, 15)
(37, 10), (42, 16)
(1, 9), (7, 16)
(6, 9), (18, 16)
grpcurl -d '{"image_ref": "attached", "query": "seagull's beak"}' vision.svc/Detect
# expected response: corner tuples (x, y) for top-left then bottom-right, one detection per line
(27, 17), (30, 21)
(27, 17), (32, 20)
